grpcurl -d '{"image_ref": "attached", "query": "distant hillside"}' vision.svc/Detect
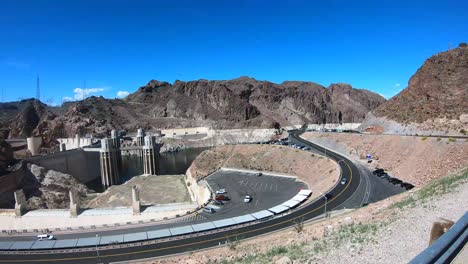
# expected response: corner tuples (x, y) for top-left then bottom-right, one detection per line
(361, 43), (468, 135)
(1, 77), (385, 139)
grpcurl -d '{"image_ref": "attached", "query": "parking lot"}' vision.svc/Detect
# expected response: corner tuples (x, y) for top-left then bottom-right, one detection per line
(204, 170), (307, 219)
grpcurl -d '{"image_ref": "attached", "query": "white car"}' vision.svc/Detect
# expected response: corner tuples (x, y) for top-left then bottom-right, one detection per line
(244, 195), (252, 203)
(37, 234), (54, 241)
(216, 189), (227, 194)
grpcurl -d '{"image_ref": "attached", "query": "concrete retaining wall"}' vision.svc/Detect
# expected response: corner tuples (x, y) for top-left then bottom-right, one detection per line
(26, 149), (100, 184)
(284, 123), (361, 131)
(57, 137), (93, 150)
(161, 127), (214, 138)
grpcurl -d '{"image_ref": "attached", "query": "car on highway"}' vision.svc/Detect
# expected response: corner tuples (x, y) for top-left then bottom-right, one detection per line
(215, 189), (227, 194)
(244, 195), (252, 203)
(203, 207), (215, 213)
(340, 178), (348, 185)
(37, 234), (55, 241)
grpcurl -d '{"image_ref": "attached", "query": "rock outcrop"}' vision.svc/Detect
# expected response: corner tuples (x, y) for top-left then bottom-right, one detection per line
(25, 163), (93, 209)
(362, 44), (468, 135)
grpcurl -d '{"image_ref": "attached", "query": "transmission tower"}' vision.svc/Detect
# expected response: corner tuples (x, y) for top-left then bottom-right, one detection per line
(36, 74), (40, 101)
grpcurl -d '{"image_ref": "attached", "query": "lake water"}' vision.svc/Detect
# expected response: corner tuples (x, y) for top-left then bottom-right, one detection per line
(87, 147), (209, 192)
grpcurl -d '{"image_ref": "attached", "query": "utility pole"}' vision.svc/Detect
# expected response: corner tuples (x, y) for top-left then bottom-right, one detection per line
(36, 74), (40, 101)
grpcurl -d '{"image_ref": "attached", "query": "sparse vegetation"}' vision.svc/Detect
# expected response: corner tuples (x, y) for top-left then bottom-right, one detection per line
(460, 129), (466, 135)
(392, 168), (468, 209)
(421, 136), (428, 141)
(215, 222), (382, 263)
(437, 137), (442, 141)
(448, 137), (456, 142)
(293, 217), (304, 233)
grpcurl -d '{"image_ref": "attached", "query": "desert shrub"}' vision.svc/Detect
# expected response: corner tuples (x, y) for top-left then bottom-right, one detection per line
(448, 137), (456, 142)
(460, 129), (466, 135)
(437, 137), (442, 141)
(421, 136), (428, 141)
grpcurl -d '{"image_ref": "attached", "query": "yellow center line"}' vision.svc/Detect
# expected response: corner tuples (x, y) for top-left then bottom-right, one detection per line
(1, 141), (354, 263)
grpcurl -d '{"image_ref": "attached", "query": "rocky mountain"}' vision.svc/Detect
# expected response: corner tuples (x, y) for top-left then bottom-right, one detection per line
(361, 43), (468, 135)
(126, 77), (385, 129)
(1, 78), (385, 139)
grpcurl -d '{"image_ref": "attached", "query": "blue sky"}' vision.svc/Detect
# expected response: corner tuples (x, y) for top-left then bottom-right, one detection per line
(1, 0), (467, 105)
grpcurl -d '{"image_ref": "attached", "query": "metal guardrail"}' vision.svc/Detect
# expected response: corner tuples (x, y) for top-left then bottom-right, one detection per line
(410, 212), (468, 264)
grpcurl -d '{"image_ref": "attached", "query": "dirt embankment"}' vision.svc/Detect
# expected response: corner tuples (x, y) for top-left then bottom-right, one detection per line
(302, 132), (468, 186)
(85, 175), (191, 208)
(188, 144), (340, 200)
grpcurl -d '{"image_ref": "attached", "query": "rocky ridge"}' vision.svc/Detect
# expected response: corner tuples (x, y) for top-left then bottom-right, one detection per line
(1, 78), (384, 139)
(362, 44), (468, 135)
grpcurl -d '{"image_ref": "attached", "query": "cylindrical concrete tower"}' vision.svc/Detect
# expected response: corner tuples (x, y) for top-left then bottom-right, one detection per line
(143, 135), (159, 175)
(99, 138), (120, 188)
(111, 130), (122, 170)
(136, 128), (145, 147)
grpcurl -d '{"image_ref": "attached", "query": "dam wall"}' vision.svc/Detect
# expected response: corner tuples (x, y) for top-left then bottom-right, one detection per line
(26, 149), (100, 184)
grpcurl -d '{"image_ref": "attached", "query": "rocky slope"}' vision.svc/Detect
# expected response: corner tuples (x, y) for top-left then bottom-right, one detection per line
(25, 163), (93, 209)
(0, 139), (13, 173)
(1, 78), (384, 139)
(361, 43), (468, 135)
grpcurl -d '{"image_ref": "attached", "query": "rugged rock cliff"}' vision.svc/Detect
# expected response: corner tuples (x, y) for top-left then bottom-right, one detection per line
(362, 44), (468, 135)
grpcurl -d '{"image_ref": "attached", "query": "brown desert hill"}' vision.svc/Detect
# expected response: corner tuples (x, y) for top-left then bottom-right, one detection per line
(361, 43), (468, 135)
(2, 77), (385, 139)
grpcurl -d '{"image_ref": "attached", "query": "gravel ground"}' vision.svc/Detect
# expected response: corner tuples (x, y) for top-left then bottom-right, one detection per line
(315, 175), (467, 264)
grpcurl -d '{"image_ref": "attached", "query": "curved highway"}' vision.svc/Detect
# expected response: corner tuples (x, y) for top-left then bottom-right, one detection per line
(0, 131), (362, 263)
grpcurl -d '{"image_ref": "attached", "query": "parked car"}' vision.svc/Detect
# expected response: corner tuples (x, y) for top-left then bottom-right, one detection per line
(37, 234), (55, 241)
(215, 189), (227, 194)
(212, 200), (224, 206)
(340, 178), (348, 185)
(244, 195), (252, 203)
(203, 207), (215, 214)
(215, 195), (230, 201)
(373, 168), (385, 176)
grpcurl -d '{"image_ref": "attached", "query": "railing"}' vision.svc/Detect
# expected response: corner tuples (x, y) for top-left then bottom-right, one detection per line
(410, 212), (468, 264)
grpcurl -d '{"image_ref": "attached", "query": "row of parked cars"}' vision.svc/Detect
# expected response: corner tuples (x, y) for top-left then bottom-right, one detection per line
(203, 189), (252, 214)
(372, 169), (415, 190)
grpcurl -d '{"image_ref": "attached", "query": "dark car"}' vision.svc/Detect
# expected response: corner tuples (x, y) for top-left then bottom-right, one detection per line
(373, 168), (385, 175)
(215, 195), (230, 201)
(390, 179), (403, 184)
(323, 193), (333, 200)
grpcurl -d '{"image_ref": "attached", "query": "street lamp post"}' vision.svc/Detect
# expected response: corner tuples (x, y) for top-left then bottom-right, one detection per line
(324, 194), (328, 218)
(95, 234), (102, 264)
(320, 192), (328, 218)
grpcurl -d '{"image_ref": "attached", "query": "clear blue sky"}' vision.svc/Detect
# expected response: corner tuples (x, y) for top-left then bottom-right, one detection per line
(1, 0), (467, 104)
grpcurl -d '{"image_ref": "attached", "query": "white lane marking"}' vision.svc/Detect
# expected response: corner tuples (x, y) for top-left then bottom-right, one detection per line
(270, 184), (273, 191)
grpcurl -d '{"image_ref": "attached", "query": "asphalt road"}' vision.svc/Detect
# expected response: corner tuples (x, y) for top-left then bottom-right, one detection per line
(0, 131), (364, 263)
